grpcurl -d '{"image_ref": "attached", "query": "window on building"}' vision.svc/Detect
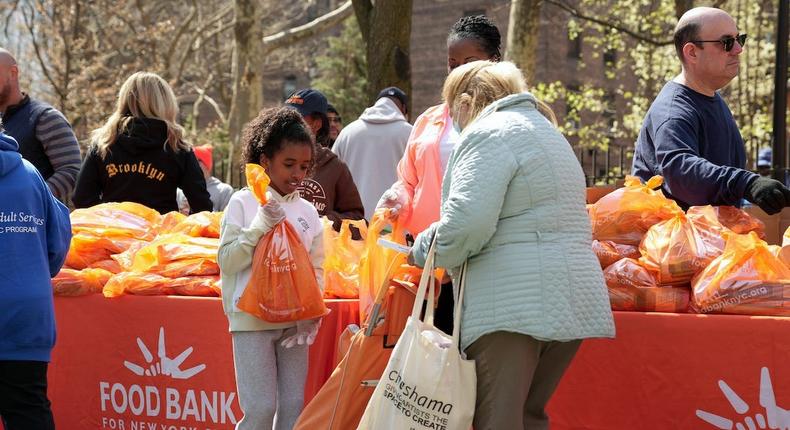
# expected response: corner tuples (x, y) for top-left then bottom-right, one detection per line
(282, 75), (297, 101)
(603, 91), (616, 131)
(568, 32), (582, 59)
(603, 49), (617, 67)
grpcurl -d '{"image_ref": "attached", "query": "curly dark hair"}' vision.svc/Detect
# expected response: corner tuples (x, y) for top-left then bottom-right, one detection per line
(447, 15), (502, 60)
(240, 107), (316, 168)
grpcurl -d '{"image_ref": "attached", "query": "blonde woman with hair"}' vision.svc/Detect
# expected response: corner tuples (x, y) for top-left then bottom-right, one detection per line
(408, 61), (615, 430)
(72, 71), (212, 214)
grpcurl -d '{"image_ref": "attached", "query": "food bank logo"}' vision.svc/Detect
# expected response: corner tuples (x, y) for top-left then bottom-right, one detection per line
(124, 327), (206, 380)
(696, 367), (790, 429)
(99, 327), (238, 426)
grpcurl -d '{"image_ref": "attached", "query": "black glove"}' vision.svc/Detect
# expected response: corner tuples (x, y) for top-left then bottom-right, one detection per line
(745, 176), (790, 215)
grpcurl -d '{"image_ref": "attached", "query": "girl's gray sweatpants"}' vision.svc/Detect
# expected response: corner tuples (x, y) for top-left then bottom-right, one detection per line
(231, 329), (308, 430)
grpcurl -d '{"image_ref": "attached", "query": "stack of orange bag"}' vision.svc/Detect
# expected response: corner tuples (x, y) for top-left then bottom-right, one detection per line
(692, 231), (790, 316)
(54, 201), (223, 298)
(322, 217), (368, 299)
(103, 233), (221, 298)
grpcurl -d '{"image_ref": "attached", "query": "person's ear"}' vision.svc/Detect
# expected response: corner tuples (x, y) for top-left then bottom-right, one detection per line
(682, 43), (698, 65)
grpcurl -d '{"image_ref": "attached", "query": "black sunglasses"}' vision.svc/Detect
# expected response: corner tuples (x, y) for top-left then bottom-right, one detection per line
(690, 33), (747, 52)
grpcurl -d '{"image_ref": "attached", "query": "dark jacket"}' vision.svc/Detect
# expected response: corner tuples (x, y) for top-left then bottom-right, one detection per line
(632, 81), (757, 209)
(72, 118), (213, 214)
(0, 130), (71, 362)
(299, 146), (364, 229)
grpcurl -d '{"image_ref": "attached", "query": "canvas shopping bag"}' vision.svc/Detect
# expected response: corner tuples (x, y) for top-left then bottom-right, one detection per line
(357, 239), (475, 430)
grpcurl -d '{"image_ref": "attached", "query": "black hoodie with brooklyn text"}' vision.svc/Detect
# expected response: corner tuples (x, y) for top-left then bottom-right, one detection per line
(72, 118), (212, 214)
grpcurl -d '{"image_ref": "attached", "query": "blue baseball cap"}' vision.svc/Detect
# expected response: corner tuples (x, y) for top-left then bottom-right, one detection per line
(285, 89), (329, 117)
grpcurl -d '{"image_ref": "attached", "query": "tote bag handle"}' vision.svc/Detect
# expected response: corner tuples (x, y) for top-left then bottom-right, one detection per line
(409, 237), (467, 350)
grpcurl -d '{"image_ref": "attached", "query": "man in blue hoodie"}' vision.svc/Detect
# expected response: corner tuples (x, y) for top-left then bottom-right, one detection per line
(0, 121), (71, 430)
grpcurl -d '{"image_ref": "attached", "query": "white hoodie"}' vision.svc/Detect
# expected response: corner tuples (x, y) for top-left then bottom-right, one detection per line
(332, 97), (412, 219)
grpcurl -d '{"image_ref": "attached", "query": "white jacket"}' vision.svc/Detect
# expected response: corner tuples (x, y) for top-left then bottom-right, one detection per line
(218, 187), (324, 332)
(333, 97), (412, 219)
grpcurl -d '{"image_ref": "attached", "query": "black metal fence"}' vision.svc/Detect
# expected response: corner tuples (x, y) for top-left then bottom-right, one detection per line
(576, 145), (632, 186)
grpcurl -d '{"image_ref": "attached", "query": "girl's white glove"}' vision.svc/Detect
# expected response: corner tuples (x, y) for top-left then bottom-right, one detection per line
(281, 319), (322, 349)
(250, 200), (286, 231)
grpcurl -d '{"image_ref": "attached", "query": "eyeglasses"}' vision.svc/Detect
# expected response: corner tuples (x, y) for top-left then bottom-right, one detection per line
(328, 116), (342, 124)
(690, 33), (747, 52)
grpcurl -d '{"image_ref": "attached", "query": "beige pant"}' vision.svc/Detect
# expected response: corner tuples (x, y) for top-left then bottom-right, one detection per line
(465, 331), (582, 430)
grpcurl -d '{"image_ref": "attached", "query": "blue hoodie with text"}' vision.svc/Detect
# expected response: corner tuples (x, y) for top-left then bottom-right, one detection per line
(0, 129), (71, 362)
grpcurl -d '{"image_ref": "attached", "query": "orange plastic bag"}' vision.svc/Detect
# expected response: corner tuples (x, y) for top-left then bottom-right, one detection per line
(88, 259), (124, 274)
(592, 240), (640, 269)
(103, 272), (220, 298)
(692, 232), (790, 316)
(168, 212), (223, 238)
(237, 221), (329, 322)
(124, 234), (219, 272)
(246, 163), (270, 205)
(323, 218), (368, 299)
(52, 268), (113, 296)
(358, 209), (407, 323)
(147, 258), (220, 278)
(639, 209), (726, 285)
(64, 233), (144, 269)
(70, 202), (162, 240)
(688, 205), (765, 238)
(603, 258), (690, 312)
(588, 175), (683, 245)
(156, 211), (187, 234)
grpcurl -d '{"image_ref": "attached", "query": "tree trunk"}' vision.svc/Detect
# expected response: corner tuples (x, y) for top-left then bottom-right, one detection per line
(353, 0), (412, 112)
(226, 0), (263, 183)
(505, 0), (543, 84)
(674, 0), (694, 19)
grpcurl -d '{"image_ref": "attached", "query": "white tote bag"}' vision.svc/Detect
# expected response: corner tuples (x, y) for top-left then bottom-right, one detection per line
(357, 239), (476, 430)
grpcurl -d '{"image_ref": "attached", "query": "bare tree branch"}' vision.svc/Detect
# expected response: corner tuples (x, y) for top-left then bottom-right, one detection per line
(21, 3), (67, 101)
(261, 0), (353, 54)
(164, 0), (197, 78)
(2, 0), (21, 38)
(173, 5), (233, 87)
(545, 0), (673, 46)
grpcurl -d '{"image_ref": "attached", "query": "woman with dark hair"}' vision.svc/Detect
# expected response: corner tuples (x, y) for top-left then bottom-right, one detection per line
(376, 15), (503, 333)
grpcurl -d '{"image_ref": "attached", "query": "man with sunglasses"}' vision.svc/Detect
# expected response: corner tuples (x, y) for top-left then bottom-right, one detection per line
(632, 7), (790, 214)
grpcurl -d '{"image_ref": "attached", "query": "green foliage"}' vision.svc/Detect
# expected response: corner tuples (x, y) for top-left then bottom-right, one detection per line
(311, 16), (369, 124)
(539, 0), (777, 172)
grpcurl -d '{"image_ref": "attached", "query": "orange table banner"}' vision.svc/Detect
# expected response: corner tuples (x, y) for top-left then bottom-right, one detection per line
(45, 295), (358, 430)
(547, 311), (790, 429)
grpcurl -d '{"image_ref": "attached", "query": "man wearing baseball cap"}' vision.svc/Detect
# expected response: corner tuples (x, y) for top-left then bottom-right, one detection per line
(285, 89), (364, 229)
(332, 87), (412, 219)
